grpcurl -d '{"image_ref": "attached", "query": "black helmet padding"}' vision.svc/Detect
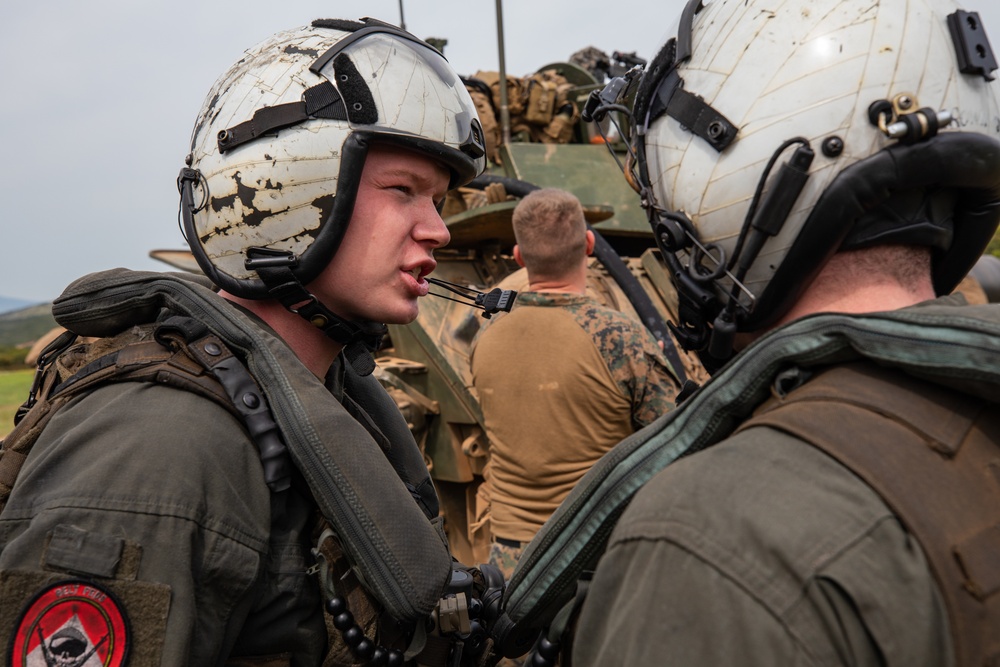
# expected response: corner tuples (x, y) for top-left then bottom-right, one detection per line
(749, 132), (1000, 331)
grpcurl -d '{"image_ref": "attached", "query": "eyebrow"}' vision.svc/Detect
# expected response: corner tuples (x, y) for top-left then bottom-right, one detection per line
(379, 165), (449, 190)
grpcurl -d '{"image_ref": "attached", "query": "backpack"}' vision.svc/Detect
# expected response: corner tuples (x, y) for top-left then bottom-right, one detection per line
(472, 69), (579, 146)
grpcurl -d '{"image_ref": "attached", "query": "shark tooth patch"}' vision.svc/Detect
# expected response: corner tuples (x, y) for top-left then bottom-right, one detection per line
(8, 579), (129, 666)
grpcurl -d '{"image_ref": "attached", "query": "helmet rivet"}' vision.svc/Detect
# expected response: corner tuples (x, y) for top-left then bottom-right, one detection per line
(821, 136), (844, 157)
(707, 121), (725, 140)
(898, 95), (914, 110)
(353, 102), (363, 111)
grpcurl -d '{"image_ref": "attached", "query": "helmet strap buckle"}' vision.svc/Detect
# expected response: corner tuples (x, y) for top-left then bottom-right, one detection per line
(247, 248), (387, 374)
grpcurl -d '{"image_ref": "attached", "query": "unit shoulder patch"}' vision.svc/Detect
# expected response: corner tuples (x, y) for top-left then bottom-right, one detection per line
(7, 579), (129, 667)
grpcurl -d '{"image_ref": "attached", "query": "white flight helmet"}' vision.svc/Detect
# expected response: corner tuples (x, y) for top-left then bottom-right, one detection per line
(179, 18), (486, 303)
(624, 0), (1000, 364)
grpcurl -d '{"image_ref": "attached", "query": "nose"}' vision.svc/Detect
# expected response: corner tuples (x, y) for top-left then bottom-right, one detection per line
(415, 200), (451, 248)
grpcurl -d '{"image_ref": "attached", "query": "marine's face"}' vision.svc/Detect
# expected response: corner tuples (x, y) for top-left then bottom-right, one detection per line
(309, 143), (451, 324)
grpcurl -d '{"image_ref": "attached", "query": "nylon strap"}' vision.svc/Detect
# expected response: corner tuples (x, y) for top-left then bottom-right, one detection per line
(665, 86), (737, 152)
(0, 322), (292, 515)
(218, 81), (349, 154)
(250, 258), (385, 376)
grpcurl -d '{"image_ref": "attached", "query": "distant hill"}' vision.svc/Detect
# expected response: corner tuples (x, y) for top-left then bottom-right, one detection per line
(0, 296), (40, 315)
(0, 303), (57, 348)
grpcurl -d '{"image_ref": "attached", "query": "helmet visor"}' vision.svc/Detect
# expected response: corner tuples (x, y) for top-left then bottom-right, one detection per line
(314, 30), (486, 180)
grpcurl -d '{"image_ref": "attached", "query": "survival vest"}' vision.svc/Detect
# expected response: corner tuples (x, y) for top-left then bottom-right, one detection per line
(497, 296), (1000, 665)
(1, 268), (453, 625)
(739, 361), (1000, 667)
(0, 291), (501, 666)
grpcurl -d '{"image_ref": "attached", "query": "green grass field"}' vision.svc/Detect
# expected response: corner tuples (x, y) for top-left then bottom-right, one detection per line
(0, 368), (33, 437)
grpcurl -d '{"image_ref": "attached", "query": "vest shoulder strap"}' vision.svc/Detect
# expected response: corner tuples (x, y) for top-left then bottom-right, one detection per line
(0, 318), (289, 515)
(737, 361), (1000, 667)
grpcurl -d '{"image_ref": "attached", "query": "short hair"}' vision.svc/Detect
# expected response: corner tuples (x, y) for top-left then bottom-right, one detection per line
(511, 188), (588, 279)
(832, 244), (932, 290)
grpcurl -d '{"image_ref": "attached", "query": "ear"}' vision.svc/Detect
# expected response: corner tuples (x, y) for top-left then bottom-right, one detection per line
(513, 245), (526, 267)
(585, 229), (595, 256)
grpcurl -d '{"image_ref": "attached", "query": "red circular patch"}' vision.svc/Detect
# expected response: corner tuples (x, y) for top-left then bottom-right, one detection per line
(9, 579), (129, 666)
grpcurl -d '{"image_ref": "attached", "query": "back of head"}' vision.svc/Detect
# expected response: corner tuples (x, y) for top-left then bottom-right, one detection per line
(178, 18), (486, 301)
(624, 0), (1000, 365)
(512, 188), (588, 279)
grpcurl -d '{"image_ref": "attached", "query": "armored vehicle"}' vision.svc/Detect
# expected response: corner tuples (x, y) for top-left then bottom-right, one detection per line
(139, 42), (999, 564)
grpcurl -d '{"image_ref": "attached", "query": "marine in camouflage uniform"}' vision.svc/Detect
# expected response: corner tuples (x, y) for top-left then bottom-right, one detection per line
(469, 189), (679, 579)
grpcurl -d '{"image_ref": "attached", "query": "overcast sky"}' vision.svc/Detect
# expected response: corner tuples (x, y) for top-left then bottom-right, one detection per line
(2, 0), (999, 303)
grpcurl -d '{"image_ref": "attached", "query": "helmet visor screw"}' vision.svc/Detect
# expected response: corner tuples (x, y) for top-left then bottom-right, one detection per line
(821, 136), (844, 157)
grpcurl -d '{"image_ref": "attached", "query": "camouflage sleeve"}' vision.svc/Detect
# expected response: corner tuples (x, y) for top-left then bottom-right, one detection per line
(621, 326), (679, 429)
(578, 304), (679, 429)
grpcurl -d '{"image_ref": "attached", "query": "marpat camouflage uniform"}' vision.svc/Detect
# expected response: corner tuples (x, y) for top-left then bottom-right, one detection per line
(470, 291), (679, 557)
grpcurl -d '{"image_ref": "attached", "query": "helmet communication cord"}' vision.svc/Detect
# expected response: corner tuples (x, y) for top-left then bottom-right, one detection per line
(427, 278), (517, 319)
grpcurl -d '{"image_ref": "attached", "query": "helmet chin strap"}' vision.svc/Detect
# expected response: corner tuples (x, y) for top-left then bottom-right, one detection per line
(246, 247), (386, 376)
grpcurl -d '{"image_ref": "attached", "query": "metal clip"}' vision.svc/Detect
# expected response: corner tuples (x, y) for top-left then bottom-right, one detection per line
(869, 94), (953, 144)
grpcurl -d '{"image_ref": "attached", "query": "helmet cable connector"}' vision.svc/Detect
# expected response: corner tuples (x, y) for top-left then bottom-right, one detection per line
(582, 66), (646, 189)
(427, 278), (516, 319)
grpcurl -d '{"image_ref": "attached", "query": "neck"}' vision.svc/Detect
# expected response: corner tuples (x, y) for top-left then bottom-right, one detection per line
(220, 292), (343, 378)
(528, 265), (588, 294)
(737, 246), (935, 350)
(774, 246), (936, 328)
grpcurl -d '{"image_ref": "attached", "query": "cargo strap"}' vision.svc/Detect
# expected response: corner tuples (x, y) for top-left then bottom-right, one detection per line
(738, 361), (1000, 667)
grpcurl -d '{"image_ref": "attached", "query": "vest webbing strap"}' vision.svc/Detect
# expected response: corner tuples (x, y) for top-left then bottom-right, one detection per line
(0, 327), (242, 515)
(738, 361), (1000, 666)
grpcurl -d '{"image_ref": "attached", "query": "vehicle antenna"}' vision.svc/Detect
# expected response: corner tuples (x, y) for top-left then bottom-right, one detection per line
(495, 0), (512, 145)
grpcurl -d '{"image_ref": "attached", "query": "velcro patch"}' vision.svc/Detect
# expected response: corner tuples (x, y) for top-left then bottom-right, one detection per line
(1, 571), (169, 666)
(8, 579), (128, 665)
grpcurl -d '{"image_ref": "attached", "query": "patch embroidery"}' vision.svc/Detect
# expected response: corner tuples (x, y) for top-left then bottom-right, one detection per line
(8, 579), (129, 667)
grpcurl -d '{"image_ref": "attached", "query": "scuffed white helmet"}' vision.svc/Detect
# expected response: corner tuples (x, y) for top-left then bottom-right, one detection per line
(179, 18), (486, 300)
(627, 0), (1000, 361)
